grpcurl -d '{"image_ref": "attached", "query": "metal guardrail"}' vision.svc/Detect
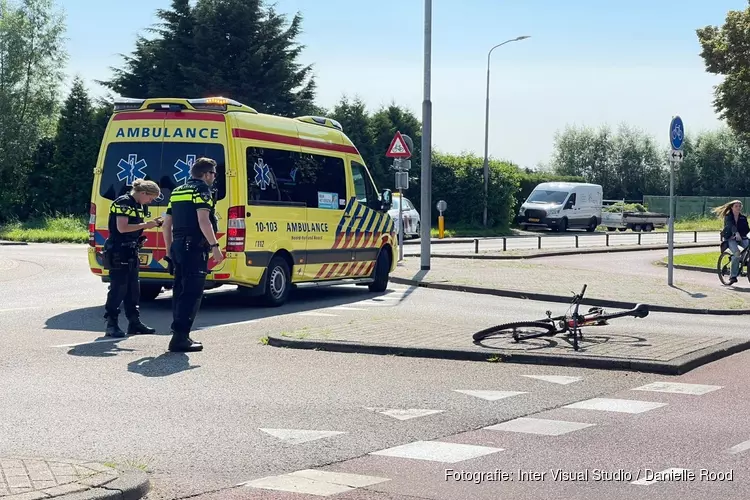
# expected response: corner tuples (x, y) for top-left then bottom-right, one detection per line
(466, 230), (718, 254)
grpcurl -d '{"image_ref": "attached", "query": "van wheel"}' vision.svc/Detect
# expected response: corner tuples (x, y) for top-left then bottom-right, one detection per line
(139, 284), (162, 302)
(586, 217), (597, 232)
(368, 249), (391, 293)
(262, 256), (291, 307)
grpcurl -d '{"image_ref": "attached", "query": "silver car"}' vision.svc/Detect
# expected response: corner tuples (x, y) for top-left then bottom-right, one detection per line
(389, 194), (421, 239)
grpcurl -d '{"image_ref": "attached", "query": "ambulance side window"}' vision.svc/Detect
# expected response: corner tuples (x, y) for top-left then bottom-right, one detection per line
(291, 153), (347, 209)
(246, 147), (289, 204)
(351, 161), (378, 209)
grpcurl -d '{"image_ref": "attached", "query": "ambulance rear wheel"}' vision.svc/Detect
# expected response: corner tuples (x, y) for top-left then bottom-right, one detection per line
(262, 256), (291, 307)
(368, 249), (390, 293)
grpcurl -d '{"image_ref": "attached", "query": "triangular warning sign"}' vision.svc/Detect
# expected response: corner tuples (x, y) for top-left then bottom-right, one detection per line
(386, 131), (411, 158)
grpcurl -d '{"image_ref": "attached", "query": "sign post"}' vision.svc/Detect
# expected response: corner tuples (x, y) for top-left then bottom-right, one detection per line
(437, 200), (447, 239)
(668, 115), (685, 286)
(387, 131), (413, 262)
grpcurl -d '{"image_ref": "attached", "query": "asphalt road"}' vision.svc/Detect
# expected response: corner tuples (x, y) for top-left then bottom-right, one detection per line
(404, 230), (718, 255)
(0, 244), (747, 500)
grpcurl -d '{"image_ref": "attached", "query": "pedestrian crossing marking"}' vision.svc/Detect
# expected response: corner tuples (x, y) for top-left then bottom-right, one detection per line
(727, 439), (750, 455)
(564, 398), (667, 414)
(364, 407), (444, 421)
(485, 417), (595, 436)
(631, 468), (691, 485)
(239, 469), (389, 495)
(453, 390), (527, 401)
(370, 440), (503, 463)
(258, 428), (345, 444)
(522, 375), (582, 385)
(632, 382), (722, 395)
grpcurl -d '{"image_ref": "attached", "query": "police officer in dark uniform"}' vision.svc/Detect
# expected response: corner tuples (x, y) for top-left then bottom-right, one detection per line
(162, 157), (225, 352)
(103, 179), (163, 337)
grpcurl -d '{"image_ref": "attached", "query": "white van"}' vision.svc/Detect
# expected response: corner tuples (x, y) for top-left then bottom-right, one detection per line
(516, 182), (603, 232)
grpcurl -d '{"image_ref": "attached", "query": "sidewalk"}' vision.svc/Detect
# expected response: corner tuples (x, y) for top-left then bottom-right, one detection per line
(0, 457), (149, 499)
(390, 255), (750, 314)
(268, 317), (750, 375)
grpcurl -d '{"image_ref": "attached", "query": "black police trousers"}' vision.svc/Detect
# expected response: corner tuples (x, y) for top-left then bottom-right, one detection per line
(104, 247), (141, 321)
(170, 238), (209, 336)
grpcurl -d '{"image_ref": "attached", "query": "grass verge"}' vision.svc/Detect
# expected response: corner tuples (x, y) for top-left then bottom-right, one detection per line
(663, 251), (720, 269)
(0, 215), (88, 243)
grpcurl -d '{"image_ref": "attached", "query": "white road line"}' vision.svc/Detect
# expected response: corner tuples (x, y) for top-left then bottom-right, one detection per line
(454, 390), (527, 401)
(239, 469), (389, 495)
(727, 439), (750, 455)
(522, 375), (583, 385)
(258, 428), (346, 444)
(202, 319), (260, 330)
(52, 338), (121, 348)
(297, 312), (338, 317)
(327, 306), (367, 311)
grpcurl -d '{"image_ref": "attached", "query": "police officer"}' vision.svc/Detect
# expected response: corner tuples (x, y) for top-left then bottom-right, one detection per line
(103, 179), (163, 337)
(162, 157), (225, 352)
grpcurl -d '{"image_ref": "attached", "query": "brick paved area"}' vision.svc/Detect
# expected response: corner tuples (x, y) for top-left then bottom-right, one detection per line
(268, 318), (750, 375)
(0, 457), (144, 499)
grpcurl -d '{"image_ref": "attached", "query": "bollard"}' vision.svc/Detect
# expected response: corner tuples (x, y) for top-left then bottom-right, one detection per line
(638, 233), (641, 245)
(606, 234), (609, 246)
(503, 237), (507, 251)
(694, 231), (697, 243)
(438, 215), (445, 239)
(575, 235), (579, 248)
(474, 238), (479, 254)
(538, 236), (542, 249)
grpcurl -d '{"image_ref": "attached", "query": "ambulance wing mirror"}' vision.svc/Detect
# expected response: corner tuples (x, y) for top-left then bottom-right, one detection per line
(380, 189), (393, 211)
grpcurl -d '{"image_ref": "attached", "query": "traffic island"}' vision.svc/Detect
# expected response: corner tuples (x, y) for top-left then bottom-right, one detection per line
(390, 256), (750, 315)
(0, 457), (149, 499)
(267, 320), (750, 375)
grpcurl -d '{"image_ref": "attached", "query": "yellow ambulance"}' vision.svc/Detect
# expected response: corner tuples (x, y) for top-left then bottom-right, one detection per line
(88, 97), (397, 306)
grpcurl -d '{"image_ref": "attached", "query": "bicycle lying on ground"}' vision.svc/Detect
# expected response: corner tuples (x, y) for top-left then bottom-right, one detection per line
(717, 239), (750, 285)
(472, 284), (650, 351)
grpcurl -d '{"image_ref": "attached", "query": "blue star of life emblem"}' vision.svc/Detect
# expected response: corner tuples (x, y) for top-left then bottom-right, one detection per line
(174, 154), (196, 184)
(117, 154), (148, 185)
(254, 158), (271, 190)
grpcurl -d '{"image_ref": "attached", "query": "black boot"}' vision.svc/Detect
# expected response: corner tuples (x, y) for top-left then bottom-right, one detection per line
(105, 316), (126, 338)
(127, 318), (156, 335)
(168, 331), (203, 352)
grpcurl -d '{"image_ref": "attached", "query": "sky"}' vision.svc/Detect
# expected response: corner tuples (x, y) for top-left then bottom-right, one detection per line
(59, 0), (747, 170)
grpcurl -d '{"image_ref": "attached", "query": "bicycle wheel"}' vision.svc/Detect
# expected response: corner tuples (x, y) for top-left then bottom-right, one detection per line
(472, 321), (556, 342)
(717, 251), (733, 285)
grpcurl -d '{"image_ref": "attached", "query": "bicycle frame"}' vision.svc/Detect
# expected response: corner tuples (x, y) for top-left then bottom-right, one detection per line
(514, 284), (650, 351)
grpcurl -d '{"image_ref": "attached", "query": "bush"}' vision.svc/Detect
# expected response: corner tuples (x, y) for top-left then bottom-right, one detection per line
(0, 215), (88, 243)
(428, 152), (520, 229)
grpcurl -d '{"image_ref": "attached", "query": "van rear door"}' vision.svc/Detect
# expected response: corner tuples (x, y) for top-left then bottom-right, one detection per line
(98, 110), (231, 275)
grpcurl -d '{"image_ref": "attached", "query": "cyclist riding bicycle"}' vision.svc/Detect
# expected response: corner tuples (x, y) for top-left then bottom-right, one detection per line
(713, 199), (749, 285)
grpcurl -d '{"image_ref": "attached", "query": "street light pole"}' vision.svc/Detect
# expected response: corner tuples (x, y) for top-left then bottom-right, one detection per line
(482, 35), (530, 227)
(420, 0), (432, 270)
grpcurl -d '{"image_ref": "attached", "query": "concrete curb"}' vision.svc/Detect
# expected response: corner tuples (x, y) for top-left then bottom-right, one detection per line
(653, 260), (716, 275)
(0, 240), (28, 246)
(267, 335), (750, 375)
(389, 277), (750, 316)
(405, 242), (715, 260)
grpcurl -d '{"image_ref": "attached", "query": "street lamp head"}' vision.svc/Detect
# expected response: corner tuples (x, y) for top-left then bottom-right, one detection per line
(515, 36), (530, 41)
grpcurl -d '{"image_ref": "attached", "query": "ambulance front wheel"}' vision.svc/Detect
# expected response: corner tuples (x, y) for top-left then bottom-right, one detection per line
(262, 256), (291, 307)
(368, 249), (391, 293)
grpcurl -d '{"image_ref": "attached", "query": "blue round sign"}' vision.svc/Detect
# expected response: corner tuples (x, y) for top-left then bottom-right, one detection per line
(670, 116), (684, 150)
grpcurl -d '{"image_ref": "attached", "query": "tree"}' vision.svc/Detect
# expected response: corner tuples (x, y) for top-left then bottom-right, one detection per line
(100, 0), (317, 116)
(368, 104), (422, 191)
(697, 6), (750, 141)
(0, 0), (67, 219)
(47, 76), (99, 215)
